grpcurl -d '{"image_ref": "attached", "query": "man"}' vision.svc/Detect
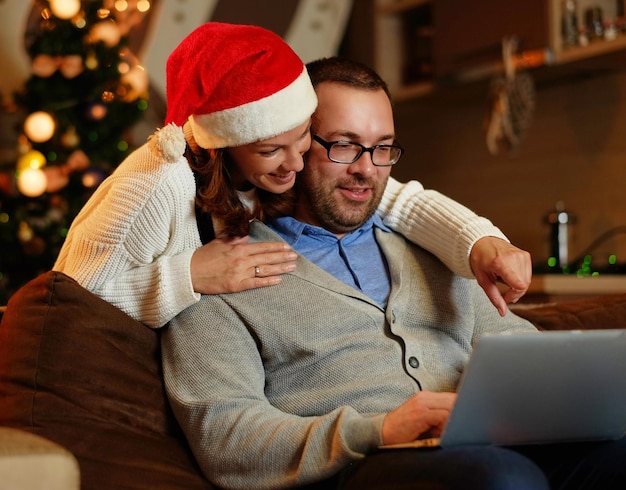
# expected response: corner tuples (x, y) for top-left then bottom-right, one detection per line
(162, 58), (625, 489)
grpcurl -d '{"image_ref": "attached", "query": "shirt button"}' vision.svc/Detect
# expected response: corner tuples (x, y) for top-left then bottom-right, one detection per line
(408, 356), (419, 369)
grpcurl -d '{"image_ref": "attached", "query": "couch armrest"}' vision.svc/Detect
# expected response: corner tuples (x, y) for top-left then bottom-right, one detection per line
(512, 293), (626, 331)
(0, 427), (80, 490)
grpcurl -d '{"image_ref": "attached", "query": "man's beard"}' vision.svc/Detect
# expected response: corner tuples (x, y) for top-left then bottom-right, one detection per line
(302, 175), (385, 235)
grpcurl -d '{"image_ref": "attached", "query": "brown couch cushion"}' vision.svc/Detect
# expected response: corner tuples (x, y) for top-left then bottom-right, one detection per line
(512, 293), (626, 331)
(0, 271), (212, 489)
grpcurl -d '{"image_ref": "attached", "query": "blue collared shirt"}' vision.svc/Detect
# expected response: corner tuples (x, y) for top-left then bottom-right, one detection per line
(268, 214), (392, 307)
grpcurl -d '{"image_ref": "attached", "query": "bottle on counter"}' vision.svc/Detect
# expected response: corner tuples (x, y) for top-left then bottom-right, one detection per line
(546, 201), (576, 272)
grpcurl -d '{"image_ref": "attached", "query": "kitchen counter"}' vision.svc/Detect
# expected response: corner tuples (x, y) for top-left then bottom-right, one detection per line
(519, 274), (626, 304)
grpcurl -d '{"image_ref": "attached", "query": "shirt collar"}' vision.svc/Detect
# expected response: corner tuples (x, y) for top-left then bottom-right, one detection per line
(269, 212), (391, 248)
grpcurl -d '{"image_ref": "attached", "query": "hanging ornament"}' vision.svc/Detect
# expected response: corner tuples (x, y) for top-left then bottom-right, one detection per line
(70, 8), (88, 29)
(46, 203), (66, 223)
(120, 65), (148, 101)
(59, 55), (84, 79)
(17, 221), (35, 243)
(89, 20), (122, 47)
(484, 37), (536, 156)
(31, 54), (84, 79)
(101, 90), (115, 103)
(82, 168), (106, 188)
(85, 51), (99, 70)
(49, 0), (82, 20)
(61, 127), (80, 148)
(44, 166), (70, 193)
(65, 149), (90, 172)
(86, 102), (108, 121)
(117, 46), (135, 73)
(17, 135), (31, 154)
(17, 150), (47, 172)
(0, 172), (15, 196)
(49, 194), (69, 215)
(32, 54), (59, 78)
(17, 168), (48, 197)
(18, 220), (46, 255)
(24, 111), (56, 143)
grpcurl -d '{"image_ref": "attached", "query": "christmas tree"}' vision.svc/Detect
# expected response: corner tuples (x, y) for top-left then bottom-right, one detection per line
(0, 0), (150, 303)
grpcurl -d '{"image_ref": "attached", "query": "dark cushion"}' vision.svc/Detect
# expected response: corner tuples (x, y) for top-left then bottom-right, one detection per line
(0, 271), (212, 489)
(513, 293), (626, 331)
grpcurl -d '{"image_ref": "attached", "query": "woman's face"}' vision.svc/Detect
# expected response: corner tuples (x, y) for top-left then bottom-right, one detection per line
(225, 119), (311, 193)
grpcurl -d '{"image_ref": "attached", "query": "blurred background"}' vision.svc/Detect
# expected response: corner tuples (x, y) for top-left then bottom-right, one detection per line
(2, 0), (626, 303)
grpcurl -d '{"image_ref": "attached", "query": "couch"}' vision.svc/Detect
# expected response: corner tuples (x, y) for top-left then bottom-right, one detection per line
(1, 271), (626, 489)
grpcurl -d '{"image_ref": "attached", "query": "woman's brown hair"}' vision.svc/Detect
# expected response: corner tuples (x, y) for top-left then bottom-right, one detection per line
(186, 144), (295, 238)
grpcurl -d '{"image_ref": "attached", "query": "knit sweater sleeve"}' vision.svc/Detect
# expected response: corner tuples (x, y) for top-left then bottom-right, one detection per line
(377, 177), (509, 278)
(53, 125), (201, 328)
(162, 298), (384, 489)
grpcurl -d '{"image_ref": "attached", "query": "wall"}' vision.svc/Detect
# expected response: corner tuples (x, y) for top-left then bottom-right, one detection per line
(4, 1), (625, 271)
(388, 53), (626, 270)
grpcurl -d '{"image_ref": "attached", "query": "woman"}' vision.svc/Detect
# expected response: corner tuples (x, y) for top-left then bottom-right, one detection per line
(54, 22), (528, 328)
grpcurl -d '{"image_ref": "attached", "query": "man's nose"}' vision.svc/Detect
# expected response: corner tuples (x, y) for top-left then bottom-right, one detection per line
(347, 151), (375, 177)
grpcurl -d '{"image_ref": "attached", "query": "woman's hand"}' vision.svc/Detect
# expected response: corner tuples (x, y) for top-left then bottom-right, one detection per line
(190, 236), (298, 294)
(470, 237), (532, 317)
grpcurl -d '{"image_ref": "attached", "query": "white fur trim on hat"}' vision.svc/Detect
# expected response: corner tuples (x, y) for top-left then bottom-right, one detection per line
(189, 67), (317, 149)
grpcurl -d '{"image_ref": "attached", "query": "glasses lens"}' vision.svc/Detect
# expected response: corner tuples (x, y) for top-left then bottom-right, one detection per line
(372, 146), (402, 166)
(329, 142), (362, 164)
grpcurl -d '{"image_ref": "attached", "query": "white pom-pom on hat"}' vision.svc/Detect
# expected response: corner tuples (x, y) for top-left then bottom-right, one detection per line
(149, 124), (186, 163)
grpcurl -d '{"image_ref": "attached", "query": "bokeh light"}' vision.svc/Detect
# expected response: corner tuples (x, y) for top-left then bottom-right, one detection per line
(49, 0), (82, 20)
(17, 150), (47, 172)
(24, 112), (56, 143)
(17, 168), (48, 197)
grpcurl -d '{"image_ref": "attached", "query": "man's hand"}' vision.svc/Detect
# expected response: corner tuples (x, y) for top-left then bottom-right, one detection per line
(470, 237), (532, 317)
(191, 236), (298, 294)
(382, 391), (456, 445)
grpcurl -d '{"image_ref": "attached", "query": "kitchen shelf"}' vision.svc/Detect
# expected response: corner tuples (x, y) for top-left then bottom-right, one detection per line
(504, 274), (626, 306)
(554, 34), (626, 63)
(528, 274), (626, 296)
(373, 0), (626, 100)
(374, 0), (435, 101)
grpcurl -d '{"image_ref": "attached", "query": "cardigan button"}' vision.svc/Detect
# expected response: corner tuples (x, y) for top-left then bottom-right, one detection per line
(408, 356), (419, 369)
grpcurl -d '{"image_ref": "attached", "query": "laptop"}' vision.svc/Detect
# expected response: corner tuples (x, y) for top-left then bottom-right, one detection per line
(381, 329), (626, 449)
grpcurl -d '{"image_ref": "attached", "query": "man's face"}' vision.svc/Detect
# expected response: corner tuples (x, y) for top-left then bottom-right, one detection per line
(295, 82), (395, 236)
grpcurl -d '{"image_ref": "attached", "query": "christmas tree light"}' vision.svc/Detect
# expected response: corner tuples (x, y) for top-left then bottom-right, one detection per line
(49, 0), (82, 20)
(23, 111), (56, 142)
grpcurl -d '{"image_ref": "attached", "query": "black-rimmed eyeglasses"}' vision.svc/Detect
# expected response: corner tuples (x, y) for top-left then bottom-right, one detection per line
(312, 135), (403, 167)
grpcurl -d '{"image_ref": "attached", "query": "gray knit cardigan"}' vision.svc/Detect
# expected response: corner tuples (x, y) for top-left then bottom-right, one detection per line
(162, 221), (536, 489)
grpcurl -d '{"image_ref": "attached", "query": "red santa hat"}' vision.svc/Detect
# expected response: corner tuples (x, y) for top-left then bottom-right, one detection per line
(165, 22), (317, 149)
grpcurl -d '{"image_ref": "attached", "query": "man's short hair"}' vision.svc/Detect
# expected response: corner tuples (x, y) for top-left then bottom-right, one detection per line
(306, 56), (392, 101)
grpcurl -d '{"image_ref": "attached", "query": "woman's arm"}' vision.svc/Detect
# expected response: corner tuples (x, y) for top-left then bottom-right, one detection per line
(378, 177), (531, 315)
(53, 162), (201, 327)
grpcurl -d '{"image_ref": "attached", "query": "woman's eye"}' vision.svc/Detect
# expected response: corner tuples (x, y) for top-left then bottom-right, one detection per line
(260, 148), (279, 156)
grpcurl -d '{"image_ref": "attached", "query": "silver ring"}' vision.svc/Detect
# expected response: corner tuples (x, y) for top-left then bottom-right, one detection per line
(254, 266), (261, 277)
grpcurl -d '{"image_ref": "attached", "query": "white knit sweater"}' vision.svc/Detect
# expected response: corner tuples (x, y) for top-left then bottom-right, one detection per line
(54, 124), (506, 328)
